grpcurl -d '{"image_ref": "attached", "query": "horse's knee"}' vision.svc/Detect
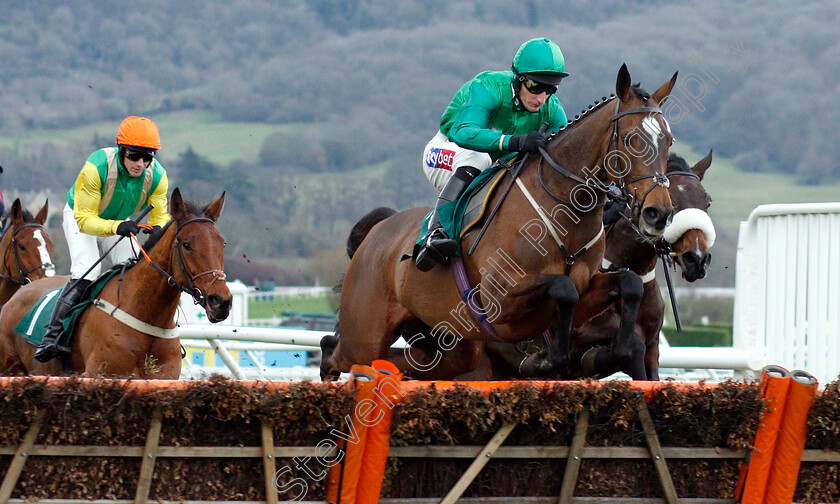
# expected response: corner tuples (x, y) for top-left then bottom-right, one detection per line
(548, 275), (579, 308)
(618, 271), (644, 303)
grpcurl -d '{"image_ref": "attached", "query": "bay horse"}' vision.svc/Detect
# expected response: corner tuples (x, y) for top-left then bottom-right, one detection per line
(0, 199), (55, 306)
(0, 188), (231, 378)
(321, 64), (677, 381)
(468, 150), (715, 381)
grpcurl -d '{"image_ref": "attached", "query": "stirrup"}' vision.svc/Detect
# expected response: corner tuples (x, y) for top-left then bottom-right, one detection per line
(414, 244), (447, 272)
(34, 339), (69, 363)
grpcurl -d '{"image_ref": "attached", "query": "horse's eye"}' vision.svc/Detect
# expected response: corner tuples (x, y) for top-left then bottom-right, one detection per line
(621, 134), (632, 147)
(17, 244), (26, 251)
(705, 194), (713, 208)
(182, 241), (193, 251)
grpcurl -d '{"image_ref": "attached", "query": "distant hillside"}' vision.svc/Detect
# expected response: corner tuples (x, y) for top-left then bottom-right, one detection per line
(1, 0), (838, 286)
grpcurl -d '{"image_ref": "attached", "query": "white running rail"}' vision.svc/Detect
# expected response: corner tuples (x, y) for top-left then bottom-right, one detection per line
(733, 202), (840, 385)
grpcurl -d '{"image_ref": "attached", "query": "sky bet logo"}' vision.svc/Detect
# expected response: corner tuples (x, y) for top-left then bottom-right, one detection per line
(425, 147), (456, 171)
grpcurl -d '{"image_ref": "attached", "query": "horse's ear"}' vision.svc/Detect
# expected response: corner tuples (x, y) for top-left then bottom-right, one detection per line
(10, 199), (23, 224)
(36, 199), (49, 225)
(652, 71), (679, 106)
(204, 191), (225, 222)
(616, 63), (632, 101)
(170, 187), (187, 220)
(691, 149), (713, 181)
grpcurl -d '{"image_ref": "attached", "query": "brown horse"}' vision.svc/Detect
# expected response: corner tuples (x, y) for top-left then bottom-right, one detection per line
(0, 188), (231, 378)
(470, 150), (715, 381)
(0, 199), (55, 306)
(321, 64), (677, 381)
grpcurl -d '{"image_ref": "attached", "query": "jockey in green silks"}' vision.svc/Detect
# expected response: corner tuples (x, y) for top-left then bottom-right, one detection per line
(416, 37), (570, 271)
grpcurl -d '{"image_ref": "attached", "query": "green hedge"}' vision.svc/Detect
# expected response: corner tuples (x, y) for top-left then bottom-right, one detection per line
(662, 323), (733, 347)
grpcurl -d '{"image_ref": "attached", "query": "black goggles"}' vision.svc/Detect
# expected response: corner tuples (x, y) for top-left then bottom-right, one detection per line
(522, 77), (558, 96)
(123, 148), (155, 163)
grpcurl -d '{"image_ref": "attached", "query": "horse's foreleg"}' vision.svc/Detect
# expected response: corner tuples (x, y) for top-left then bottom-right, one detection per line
(574, 270), (647, 380)
(519, 275), (578, 377)
(614, 270), (646, 379)
(319, 334), (342, 381)
(639, 281), (665, 381)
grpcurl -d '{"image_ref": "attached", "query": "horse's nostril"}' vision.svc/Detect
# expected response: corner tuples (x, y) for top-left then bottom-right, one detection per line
(642, 207), (661, 225)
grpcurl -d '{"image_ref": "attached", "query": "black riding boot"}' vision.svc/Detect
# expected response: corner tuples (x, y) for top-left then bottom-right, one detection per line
(34, 279), (91, 363)
(415, 165), (481, 271)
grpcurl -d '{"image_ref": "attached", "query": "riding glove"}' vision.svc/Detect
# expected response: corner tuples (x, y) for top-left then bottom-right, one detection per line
(115, 220), (141, 237)
(508, 131), (547, 154)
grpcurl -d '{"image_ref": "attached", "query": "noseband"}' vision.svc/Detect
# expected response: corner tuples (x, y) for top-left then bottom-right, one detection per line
(536, 98), (670, 218)
(0, 223), (55, 285)
(608, 99), (671, 220)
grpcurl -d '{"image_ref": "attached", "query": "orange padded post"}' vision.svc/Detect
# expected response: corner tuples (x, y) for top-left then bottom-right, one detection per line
(326, 365), (379, 504)
(735, 365), (791, 504)
(763, 369), (818, 504)
(355, 360), (406, 504)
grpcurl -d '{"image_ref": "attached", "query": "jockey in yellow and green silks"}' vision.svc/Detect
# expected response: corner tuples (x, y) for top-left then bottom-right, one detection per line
(35, 116), (172, 363)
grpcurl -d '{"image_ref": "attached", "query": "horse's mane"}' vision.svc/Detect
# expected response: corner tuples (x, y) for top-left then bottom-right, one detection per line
(548, 83), (651, 142)
(666, 152), (691, 174)
(142, 199), (208, 251)
(19, 209), (35, 223)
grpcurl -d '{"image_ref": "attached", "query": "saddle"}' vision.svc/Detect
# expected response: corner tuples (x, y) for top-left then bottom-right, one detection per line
(15, 266), (124, 346)
(415, 163), (511, 256)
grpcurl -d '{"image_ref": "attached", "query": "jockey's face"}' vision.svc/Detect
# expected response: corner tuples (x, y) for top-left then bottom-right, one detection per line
(121, 148), (154, 177)
(519, 83), (551, 113)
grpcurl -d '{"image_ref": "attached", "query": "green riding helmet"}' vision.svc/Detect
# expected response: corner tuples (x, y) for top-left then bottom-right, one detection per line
(511, 37), (569, 85)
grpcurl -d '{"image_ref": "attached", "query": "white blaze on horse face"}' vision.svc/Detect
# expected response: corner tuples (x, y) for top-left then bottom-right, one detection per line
(34, 229), (54, 277)
(641, 117), (662, 148)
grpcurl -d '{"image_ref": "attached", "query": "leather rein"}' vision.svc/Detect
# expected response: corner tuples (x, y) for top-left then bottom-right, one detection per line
(135, 217), (226, 308)
(536, 98), (670, 218)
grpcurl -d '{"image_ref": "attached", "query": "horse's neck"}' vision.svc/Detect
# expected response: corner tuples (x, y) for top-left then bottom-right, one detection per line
(109, 238), (181, 324)
(605, 219), (657, 274)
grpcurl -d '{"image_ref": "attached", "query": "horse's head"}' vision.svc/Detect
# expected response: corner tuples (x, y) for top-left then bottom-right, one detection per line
(168, 188), (232, 323)
(3, 199), (55, 283)
(605, 64), (677, 237)
(662, 150), (715, 281)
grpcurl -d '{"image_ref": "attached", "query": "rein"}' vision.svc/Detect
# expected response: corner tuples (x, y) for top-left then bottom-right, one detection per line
(0, 223), (55, 285)
(536, 98), (670, 216)
(134, 217), (226, 308)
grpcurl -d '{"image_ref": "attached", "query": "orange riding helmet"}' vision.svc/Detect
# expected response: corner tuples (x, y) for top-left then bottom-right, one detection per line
(115, 116), (161, 150)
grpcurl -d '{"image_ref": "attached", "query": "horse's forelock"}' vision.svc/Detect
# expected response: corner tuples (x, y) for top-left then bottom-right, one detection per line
(666, 153), (691, 173)
(20, 209), (35, 223)
(631, 83), (650, 101)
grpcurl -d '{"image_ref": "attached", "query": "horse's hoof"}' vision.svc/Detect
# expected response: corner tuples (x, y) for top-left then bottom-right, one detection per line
(518, 350), (563, 378)
(319, 334), (339, 355)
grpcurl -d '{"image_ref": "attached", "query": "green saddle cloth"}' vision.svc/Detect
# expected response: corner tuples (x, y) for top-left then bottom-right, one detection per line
(416, 164), (505, 256)
(15, 268), (123, 346)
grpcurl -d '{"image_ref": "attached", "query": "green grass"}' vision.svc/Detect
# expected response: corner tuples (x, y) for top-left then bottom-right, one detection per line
(0, 110), (294, 165)
(5, 110), (837, 238)
(671, 145), (840, 233)
(249, 295), (334, 318)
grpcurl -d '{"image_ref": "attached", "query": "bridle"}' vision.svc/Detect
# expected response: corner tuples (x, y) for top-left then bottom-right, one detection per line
(0, 223), (55, 285)
(138, 217), (226, 308)
(608, 99), (671, 220)
(536, 97), (671, 219)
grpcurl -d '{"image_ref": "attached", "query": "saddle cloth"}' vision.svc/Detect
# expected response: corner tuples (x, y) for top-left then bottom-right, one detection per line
(15, 267), (122, 346)
(416, 164), (510, 256)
